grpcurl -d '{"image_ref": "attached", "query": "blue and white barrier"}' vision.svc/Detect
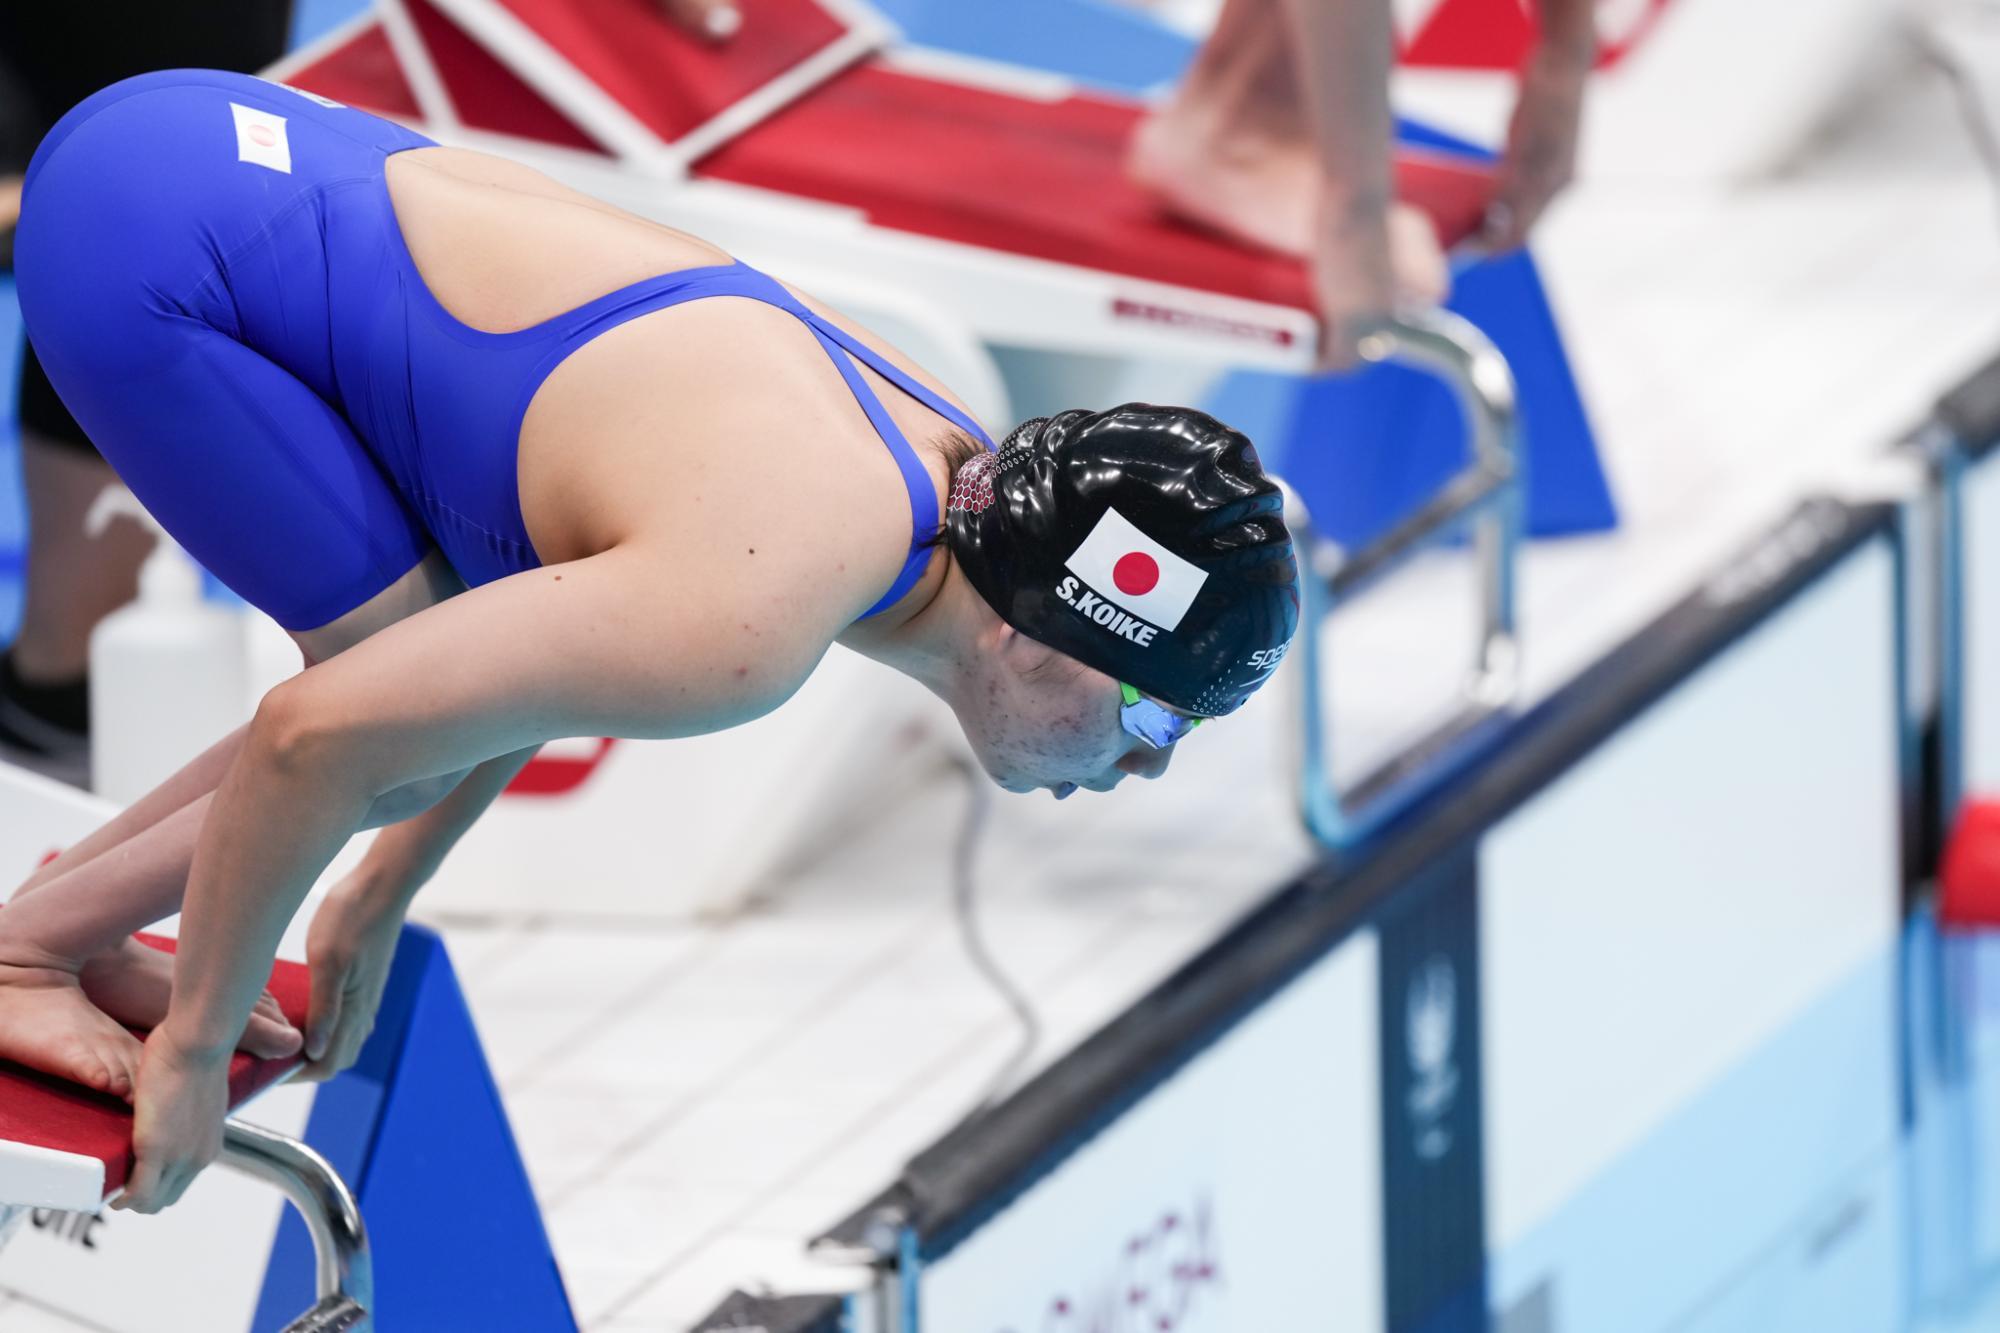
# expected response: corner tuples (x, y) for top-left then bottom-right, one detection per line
(702, 490), (1909, 1332)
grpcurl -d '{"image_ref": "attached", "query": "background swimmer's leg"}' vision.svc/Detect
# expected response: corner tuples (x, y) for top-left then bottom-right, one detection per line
(7, 429), (154, 685)
(1128, 0), (1322, 256)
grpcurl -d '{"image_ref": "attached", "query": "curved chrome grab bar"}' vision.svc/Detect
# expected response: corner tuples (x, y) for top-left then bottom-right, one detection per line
(1284, 308), (1523, 849)
(221, 1119), (374, 1332)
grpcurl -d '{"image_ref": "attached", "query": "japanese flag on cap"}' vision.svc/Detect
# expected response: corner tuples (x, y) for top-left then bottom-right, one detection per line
(1065, 508), (1208, 632)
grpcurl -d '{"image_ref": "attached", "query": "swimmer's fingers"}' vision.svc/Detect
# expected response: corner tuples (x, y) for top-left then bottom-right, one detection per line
(297, 967), (380, 1083)
(300, 892), (402, 1081)
(1483, 50), (1586, 252)
(115, 1035), (228, 1214)
(303, 945), (345, 1069)
(655, 0), (743, 42)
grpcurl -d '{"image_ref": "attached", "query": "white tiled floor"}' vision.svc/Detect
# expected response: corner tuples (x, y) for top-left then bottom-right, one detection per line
(5, 26), (2000, 1333)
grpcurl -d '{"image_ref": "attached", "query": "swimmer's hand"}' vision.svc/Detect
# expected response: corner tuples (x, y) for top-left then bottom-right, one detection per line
(115, 1033), (229, 1214)
(654, 0), (742, 42)
(300, 879), (407, 1082)
(1481, 43), (1587, 253)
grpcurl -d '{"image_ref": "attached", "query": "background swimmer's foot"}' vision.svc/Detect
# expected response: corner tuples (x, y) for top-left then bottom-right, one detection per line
(0, 954), (144, 1100)
(80, 938), (302, 1061)
(1130, 116), (1452, 313)
(1128, 112), (1318, 259)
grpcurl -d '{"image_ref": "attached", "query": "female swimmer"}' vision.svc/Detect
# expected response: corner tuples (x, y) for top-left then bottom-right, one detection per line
(2, 70), (1297, 1212)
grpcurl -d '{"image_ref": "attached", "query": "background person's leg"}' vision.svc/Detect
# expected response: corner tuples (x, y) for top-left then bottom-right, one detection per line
(10, 425), (152, 685)
(1128, 0), (1322, 255)
(0, 420), (156, 780)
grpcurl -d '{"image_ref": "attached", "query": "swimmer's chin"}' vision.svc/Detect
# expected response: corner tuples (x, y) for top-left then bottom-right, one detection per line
(993, 777), (1081, 800)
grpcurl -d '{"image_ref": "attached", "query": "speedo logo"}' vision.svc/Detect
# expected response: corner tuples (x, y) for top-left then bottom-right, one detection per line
(1247, 642), (1291, 673)
(1056, 576), (1160, 646)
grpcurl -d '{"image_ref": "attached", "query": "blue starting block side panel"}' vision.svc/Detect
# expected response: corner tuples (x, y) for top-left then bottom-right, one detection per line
(254, 926), (576, 1332)
(1246, 243), (1618, 549)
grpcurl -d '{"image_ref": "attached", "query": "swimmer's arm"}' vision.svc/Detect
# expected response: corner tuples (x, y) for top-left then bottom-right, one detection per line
(1531, 0), (1596, 65)
(1482, 0), (1594, 251)
(156, 541), (834, 1060)
(348, 745), (540, 909)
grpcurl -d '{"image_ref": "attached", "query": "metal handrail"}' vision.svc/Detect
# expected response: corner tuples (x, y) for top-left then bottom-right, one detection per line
(1286, 308), (1523, 848)
(220, 1119), (373, 1332)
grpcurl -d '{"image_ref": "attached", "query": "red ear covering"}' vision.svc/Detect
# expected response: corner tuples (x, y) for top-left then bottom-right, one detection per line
(1941, 800), (2000, 928)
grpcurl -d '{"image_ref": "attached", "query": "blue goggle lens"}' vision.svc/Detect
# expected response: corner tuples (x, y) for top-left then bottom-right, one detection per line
(1119, 683), (1204, 750)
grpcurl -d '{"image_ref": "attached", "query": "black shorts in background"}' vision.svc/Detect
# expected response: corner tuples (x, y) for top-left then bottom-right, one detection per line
(2, 0), (296, 455)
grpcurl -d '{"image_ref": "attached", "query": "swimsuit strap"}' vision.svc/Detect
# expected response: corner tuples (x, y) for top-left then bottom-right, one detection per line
(686, 263), (996, 619)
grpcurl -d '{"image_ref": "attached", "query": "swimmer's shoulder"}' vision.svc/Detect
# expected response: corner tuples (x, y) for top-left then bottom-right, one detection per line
(520, 307), (940, 630)
(385, 147), (732, 333)
(770, 277), (983, 429)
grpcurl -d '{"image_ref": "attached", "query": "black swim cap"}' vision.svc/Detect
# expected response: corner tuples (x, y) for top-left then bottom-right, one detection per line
(945, 404), (1300, 717)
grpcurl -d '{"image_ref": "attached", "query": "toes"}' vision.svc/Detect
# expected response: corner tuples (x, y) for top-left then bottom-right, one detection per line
(71, 1050), (120, 1097)
(59, 1033), (136, 1101)
(88, 1020), (145, 1102)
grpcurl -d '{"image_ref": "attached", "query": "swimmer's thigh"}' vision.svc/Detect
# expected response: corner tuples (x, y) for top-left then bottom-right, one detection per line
(25, 319), (433, 639)
(29, 322), (480, 817)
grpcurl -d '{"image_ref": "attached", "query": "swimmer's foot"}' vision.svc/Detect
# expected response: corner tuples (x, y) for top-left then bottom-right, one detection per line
(80, 938), (302, 1062)
(0, 949), (144, 1101)
(1128, 111), (1319, 258)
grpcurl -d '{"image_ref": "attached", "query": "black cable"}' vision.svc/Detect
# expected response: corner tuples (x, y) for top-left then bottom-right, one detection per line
(944, 754), (1042, 1126)
(1912, 8), (2000, 233)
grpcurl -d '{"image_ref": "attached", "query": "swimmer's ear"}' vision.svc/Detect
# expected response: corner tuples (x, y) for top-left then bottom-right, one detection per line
(998, 624), (1067, 680)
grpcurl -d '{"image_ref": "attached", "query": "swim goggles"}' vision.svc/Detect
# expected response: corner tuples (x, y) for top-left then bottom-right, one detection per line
(1119, 681), (1205, 750)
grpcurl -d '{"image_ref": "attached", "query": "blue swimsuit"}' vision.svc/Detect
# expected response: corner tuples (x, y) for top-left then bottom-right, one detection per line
(15, 69), (991, 631)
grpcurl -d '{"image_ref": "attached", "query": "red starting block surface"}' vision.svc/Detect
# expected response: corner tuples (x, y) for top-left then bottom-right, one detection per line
(699, 64), (1494, 310)
(0, 936), (309, 1212)
(282, 5), (1495, 316)
(412, 0), (884, 166)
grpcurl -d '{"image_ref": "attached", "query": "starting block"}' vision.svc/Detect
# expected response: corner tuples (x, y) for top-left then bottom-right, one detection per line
(0, 937), (369, 1332)
(0, 767), (573, 1332)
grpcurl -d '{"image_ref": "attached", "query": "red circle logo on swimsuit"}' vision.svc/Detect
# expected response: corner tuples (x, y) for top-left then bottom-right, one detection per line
(249, 125), (277, 147)
(1113, 551), (1160, 597)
